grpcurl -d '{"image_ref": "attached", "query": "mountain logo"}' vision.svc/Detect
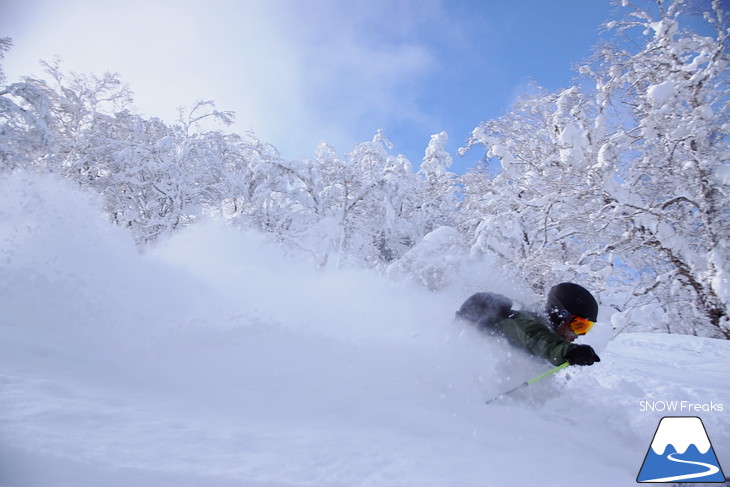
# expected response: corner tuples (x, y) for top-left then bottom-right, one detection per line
(637, 416), (725, 483)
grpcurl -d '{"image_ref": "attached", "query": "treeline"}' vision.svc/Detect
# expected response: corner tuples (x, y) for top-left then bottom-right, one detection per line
(1, 0), (728, 338)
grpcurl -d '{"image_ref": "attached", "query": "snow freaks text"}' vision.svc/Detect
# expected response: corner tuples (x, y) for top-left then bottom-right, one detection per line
(639, 401), (724, 413)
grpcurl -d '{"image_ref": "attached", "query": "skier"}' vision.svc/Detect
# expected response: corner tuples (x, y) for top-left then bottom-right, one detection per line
(457, 282), (601, 366)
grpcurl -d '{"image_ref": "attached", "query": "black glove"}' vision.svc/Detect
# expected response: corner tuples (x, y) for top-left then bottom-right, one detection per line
(565, 344), (601, 366)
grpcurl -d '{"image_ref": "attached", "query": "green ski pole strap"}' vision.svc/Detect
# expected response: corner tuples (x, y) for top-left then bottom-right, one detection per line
(526, 361), (569, 385)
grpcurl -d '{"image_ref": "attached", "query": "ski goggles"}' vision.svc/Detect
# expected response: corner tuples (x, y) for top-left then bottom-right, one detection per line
(567, 315), (595, 335)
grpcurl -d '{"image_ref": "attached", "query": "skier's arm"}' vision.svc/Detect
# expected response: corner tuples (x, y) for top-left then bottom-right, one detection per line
(495, 314), (572, 366)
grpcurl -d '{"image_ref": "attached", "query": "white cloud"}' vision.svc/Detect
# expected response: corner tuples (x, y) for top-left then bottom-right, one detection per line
(1, 0), (450, 158)
(224, 0), (443, 156)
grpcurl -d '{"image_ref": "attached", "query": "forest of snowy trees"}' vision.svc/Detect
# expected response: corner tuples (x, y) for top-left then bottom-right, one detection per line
(1, 0), (728, 339)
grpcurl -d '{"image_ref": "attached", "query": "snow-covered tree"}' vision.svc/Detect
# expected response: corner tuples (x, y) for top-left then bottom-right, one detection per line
(463, 0), (729, 338)
(462, 85), (609, 294)
(0, 37), (10, 85)
(579, 0), (730, 337)
(95, 108), (230, 245)
(416, 131), (459, 234)
(0, 43), (56, 171)
(27, 60), (133, 182)
(327, 131), (419, 267)
(0, 81), (55, 171)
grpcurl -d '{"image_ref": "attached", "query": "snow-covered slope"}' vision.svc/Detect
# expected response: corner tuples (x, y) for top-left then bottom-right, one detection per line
(1, 173), (728, 486)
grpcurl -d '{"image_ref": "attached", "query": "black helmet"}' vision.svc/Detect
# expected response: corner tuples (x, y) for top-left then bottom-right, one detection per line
(546, 282), (598, 327)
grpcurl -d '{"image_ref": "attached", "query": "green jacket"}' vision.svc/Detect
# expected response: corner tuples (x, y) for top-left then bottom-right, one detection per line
(494, 311), (572, 366)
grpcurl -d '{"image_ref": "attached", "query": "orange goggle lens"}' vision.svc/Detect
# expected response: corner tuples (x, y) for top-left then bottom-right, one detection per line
(568, 316), (595, 335)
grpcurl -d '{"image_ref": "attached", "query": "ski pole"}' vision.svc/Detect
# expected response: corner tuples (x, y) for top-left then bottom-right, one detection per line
(485, 361), (569, 404)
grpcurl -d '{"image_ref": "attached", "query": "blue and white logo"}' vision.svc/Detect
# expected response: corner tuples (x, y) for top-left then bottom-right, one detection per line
(637, 416), (725, 483)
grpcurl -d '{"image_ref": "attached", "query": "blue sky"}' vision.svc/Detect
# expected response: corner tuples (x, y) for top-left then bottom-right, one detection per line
(0, 0), (614, 172)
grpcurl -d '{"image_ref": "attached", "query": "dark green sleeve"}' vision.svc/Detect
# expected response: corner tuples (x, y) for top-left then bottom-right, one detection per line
(495, 313), (571, 366)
